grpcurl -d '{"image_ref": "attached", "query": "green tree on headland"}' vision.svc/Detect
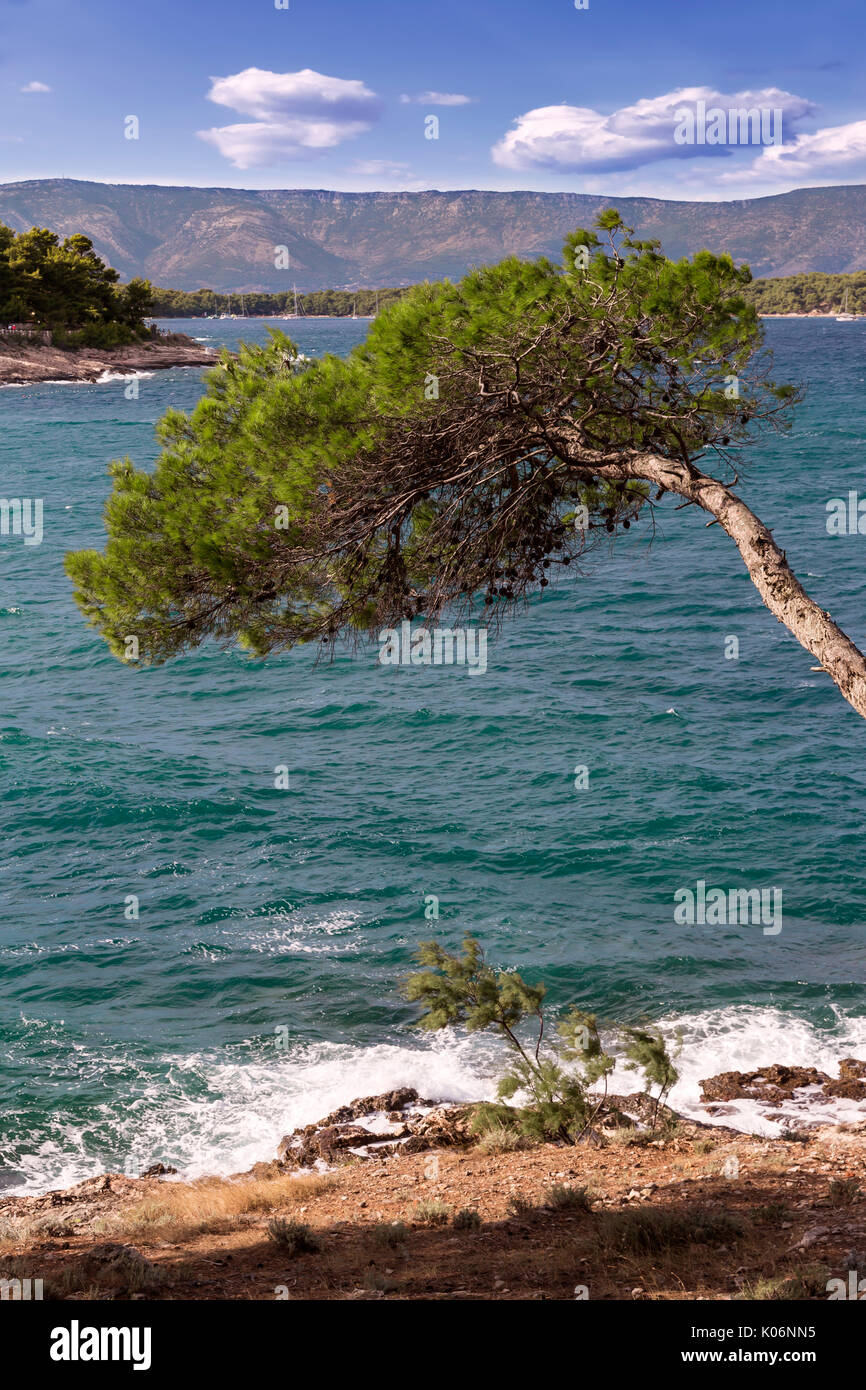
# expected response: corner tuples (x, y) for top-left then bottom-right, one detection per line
(0, 222), (154, 343)
(65, 210), (866, 720)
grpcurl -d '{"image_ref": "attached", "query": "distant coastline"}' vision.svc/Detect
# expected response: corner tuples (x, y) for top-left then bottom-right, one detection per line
(152, 310), (382, 321)
(164, 314), (377, 321)
(759, 311), (864, 319)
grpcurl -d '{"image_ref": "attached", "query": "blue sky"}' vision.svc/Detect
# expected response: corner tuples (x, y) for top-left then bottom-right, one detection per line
(2, 0), (865, 198)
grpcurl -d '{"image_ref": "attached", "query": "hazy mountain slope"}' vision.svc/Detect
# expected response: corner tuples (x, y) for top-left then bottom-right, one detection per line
(1, 179), (864, 290)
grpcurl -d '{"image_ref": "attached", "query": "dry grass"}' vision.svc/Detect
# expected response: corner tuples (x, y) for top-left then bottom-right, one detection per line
(409, 1199), (452, 1227)
(601, 1127), (655, 1149)
(595, 1204), (744, 1254)
(1, 1244), (165, 1299)
(452, 1208), (482, 1230)
(0, 1213), (80, 1249)
(475, 1125), (533, 1155)
(96, 1172), (333, 1241)
(266, 1217), (321, 1254)
(828, 1176), (860, 1206)
(370, 1220), (409, 1248)
(751, 1199), (790, 1224)
(735, 1264), (830, 1300)
(544, 1183), (594, 1212)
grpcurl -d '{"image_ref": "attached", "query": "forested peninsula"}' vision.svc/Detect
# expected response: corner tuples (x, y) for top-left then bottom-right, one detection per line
(0, 223), (214, 383)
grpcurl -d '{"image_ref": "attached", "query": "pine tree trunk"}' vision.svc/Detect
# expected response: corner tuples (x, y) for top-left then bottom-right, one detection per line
(597, 453), (866, 721)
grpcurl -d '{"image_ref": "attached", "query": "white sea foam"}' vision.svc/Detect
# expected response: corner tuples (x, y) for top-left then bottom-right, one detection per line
(2, 1034), (501, 1195)
(647, 1005), (866, 1136)
(6, 1007), (866, 1196)
(0, 377), (92, 388)
(95, 369), (155, 383)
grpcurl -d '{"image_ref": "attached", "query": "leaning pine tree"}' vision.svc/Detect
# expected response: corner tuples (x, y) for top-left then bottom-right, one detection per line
(66, 211), (866, 719)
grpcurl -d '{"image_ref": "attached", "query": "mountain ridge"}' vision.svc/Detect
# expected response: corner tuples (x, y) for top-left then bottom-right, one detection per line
(1, 178), (865, 290)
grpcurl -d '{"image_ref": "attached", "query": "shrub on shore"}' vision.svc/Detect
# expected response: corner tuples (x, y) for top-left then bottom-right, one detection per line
(370, 1221), (409, 1247)
(405, 935), (678, 1143)
(475, 1123), (533, 1154)
(267, 1217), (321, 1254)
(53, 321), (138, 350)
(544, 1183), (594, 1212)
(410, 1199), (451, 1226)
(596, 1205), (743, 1253)
(452, 1208), (482, 1230)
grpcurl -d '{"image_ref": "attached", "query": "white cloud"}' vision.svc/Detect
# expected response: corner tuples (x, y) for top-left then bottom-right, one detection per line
(199, 67), (381, 168)
(20, 80), (50, 93)
(492, 86), (815, 173)
(199, 119), (373, 169)
(206, 68), (381, 122)
(400, 91), (474, 106)
(346, 158), (427, 190)
(351, 159), (411, 176)
(716, 118), (866, 186)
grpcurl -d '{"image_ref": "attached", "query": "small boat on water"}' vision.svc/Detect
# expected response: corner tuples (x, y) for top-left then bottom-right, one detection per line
(836, 289), (858, 322)
(282, 286), (304, 319)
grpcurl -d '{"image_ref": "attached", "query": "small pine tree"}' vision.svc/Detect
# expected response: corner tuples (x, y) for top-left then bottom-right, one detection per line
(621, 1026), (680, 1128)
(404, 936), (675, 1143)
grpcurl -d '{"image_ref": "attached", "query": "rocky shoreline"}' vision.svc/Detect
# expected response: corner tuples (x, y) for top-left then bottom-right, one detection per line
(269, 1058), (866, 1171)
(0, 332), (218, 386)
(3, 1056), (865, 1206)
(3, 1066), (866, 1300)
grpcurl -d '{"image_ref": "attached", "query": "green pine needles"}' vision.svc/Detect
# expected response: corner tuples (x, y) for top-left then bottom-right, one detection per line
(0, 222), (153, 338)
(64, 210), (791, 667)
(404, 935), (678, 1144)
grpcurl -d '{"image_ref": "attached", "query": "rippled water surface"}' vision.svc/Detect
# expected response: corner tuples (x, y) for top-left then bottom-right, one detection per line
(2, 316), (866, 1191)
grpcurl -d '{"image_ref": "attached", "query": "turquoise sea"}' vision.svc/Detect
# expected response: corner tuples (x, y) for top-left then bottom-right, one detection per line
(2, 315), (866, 1193)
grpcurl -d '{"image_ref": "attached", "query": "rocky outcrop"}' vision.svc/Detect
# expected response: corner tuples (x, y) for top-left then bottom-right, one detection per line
(700, 1065), (829, 1103)
(276, 1088), (476, 1167)
(699, 1060), (866, 1109)
(827, 1059), (866, 1099)
(275, 1088), (676, 1169)
(299, 1087), (434, 1128)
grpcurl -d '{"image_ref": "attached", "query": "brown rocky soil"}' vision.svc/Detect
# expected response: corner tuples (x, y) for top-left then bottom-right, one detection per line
(0, 333), (217, 385)
(3, 1084), (866, 1301)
